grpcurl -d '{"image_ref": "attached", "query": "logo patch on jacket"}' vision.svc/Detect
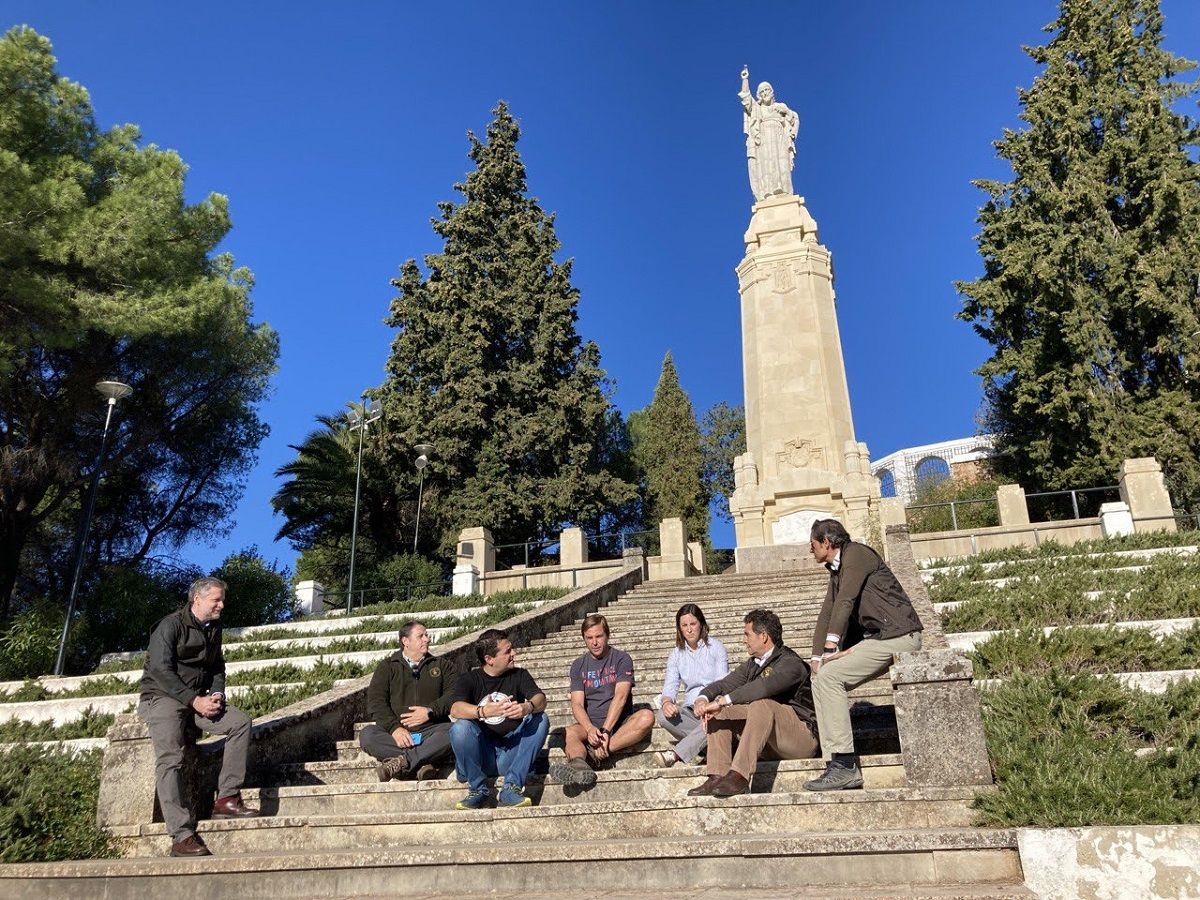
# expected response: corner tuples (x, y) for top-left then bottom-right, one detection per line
(429, 667), (441, 678)
(761, 667), (772, 678)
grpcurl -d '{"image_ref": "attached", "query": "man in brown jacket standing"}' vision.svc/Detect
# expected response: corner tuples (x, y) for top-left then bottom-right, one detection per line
(686, 608), (818, 798)
(805, 518), (923, 791)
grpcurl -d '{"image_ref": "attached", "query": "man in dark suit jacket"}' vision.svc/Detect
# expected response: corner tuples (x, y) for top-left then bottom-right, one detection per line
(805, 518), (924, 791)
(686, 608), (818, 798)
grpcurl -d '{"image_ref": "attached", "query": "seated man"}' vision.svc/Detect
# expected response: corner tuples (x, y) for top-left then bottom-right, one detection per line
(805, 518), (923, 791)
(551, 613), (655, 787)
(688, 608), (819, 798)
(449, 628), (549, 809)
(138, 576), (259, 858)
(359, 621), (456, 781)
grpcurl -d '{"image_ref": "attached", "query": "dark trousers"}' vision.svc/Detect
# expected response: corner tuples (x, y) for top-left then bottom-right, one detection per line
(358, 721), (453, 769)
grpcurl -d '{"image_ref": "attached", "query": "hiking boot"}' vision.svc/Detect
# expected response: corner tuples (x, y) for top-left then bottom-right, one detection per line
(455, 788), (492, 810)
(414, 763), (439, 781)
(169, 833), (211, 857)
(804, 758), (864, 792)
(549, 756), (597, 786)
(497, 784), (533, 808)
(377, 756), (410, 782)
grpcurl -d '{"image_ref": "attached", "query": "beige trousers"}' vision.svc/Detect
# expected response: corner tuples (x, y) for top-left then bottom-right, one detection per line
(705, 699), (819, 778)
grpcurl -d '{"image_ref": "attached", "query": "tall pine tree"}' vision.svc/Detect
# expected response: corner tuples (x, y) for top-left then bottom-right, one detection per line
(375, 103), (635, 554)
(629, 353), (709, 545)
(958, 0), (1200, 510)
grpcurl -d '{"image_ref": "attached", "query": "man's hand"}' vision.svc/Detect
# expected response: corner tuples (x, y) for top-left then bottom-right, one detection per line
(694, 696), (719, 720)
(479, 694), (511, 720)
(585, 724), (605, 748)
(390, 725), (415, 749)
(191, 695), (222, 719)
(400, 706), (431, 729)
(501, 699), (527, 720)
(661, 698), (679, 719)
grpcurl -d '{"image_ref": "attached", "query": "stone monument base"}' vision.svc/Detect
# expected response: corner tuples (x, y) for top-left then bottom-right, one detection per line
(734, 543), (823, 574)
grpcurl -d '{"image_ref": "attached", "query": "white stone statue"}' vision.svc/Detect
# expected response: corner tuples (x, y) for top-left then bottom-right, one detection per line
(740, 66), (799, 201)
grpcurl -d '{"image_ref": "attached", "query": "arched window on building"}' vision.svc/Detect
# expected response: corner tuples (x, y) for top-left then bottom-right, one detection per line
(877, 469), (897, 498)
(914, 456), (951, 489)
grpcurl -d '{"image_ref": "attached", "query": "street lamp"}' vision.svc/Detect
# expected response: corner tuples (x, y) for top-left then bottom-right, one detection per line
(54, 380), (133, 676)
(346, 399), (382, 614)
(412, 443), (434, 554)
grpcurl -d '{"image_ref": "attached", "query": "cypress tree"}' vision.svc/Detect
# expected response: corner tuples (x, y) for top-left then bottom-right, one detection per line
(375, 103), (635, 554)
(957, 0), (1200, 510)
(630, 353), (709, 545)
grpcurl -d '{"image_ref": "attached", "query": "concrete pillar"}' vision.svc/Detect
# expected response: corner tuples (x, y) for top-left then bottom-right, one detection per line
(1119, 457), (1177, 533)
(883, 525), (947, 650)
(654, 518), (689, 581)
(1099, 502), (1135, 538)
(560, 527), (588, 568)
(294, 581), (325, 616)
(879, 497), (907, 529)
(452, 565), (479, 597)
(996, 484), (1030, 527)
(622, 547), (647, 580)
(96, 714), (157, 828)
(890, 650), (992, 788)
(687, 541), (706, 575)
(456, 527), (495, 576)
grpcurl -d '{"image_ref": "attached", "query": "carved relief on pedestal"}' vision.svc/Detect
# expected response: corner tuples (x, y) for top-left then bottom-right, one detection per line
(770, 261), (795, 294)
(776, 438), (825, 470)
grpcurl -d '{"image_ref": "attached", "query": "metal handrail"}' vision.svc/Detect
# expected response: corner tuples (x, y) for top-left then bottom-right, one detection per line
(1024, 485), (1119, 520)
(906, 496), (998, 532)
(321, 578), (453, 613)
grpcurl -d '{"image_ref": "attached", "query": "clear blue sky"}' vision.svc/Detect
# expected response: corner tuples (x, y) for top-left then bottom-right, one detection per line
(8, 2), (1199, 569)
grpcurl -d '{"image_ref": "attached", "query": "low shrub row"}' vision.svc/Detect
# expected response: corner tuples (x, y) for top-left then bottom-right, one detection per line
(923, 530), (1200, 569)
(341, 586), (566, 620)
(0, 709), (115, 743)
(969, 623), (1200, 678)
(977, 673), (1200, 826)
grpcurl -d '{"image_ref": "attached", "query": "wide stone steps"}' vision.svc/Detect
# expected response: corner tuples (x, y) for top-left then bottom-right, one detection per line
(110, 785), (985, 857)
(247, 755), (909, 815)
(0, 829), (1027, 898)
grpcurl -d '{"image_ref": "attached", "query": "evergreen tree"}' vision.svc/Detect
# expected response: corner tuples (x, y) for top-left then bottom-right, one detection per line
(375, 103), (635, 554)
(700, 401), (747, 524)
(0, 29), (277, 614)
(630, 353), (708, 545)
(957, 0), (1200, 510)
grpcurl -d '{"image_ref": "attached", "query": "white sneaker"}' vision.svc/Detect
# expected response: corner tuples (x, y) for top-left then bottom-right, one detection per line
(653, 750), (678, 768)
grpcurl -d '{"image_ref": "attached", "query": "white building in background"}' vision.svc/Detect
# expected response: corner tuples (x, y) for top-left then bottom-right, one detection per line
(871, 435), (995, 503)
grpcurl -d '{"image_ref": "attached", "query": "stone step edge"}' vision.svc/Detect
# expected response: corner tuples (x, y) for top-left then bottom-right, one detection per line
(2, 827), (1021, 878)
(109, 785), (990, 838)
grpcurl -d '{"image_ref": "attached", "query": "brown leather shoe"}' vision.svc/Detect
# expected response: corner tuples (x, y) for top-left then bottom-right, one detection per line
(170, 833), (211, 857)
(212, 794), (259, 818)
(686, 774), (724, 797)
(711, 770), (750, 798)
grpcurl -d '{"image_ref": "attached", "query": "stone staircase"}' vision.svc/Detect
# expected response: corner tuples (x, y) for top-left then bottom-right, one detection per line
(4, 568), (1028, 898)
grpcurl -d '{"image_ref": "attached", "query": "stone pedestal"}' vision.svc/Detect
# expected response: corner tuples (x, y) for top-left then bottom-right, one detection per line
(560, 527), (588, 568)
(96, 714), (157, 828)
(730, 194), (879, 565)
(1100, 501), (1135, 538)
(294, 580), (325, 616)
(890, 650), (992, 787)
(996, 484), (1030, 528)
(452, 564), (479, 597)
(650, 518), (690, 581)
(456, 527), (496, 576)
(1119, 457), (1177, 533)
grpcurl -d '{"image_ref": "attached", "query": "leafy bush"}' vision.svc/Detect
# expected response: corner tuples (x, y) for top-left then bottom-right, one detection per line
(907, 477), (1001, 535)
(0, 709), (115, 742)
(0, 747), (117, 862)
(977, 674), (1200, 826)
(0, 602), (61, 680)
(969, 623), (1200, 678)
(213, 547), (296, 627)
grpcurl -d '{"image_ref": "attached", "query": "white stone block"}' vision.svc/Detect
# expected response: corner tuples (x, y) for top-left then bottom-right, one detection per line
(294, 580), (325, 616)
(453, 564), (479, 597)
(1100, 501), (1135, 538)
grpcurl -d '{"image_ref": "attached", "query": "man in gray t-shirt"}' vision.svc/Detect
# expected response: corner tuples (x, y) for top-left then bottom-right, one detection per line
(550, 614), (655, 787)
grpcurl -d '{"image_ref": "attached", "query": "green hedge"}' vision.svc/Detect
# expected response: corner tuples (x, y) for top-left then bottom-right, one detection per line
(923, 530), (1200, 568)
(0, 709), (115, 742)
(969, 623), (1200, 678)
(0, 747), (117, 862)
(977, 674), (1200, 826)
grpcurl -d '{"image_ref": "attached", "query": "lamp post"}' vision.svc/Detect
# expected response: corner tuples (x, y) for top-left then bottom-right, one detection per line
(412, 443), (434, 555)
(346, 399), (382, 614)
(54, 380), (133, 676)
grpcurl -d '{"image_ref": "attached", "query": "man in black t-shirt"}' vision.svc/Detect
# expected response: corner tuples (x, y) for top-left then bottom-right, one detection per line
(448, 628), (549, 809)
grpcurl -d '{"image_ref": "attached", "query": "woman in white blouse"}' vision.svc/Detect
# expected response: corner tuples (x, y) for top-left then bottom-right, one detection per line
(654, 603), (730, 767)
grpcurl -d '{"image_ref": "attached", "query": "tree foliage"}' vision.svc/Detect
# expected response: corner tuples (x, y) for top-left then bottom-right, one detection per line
(957, 0), (1200, 509)
(0, 28), (277, 615)
(700, 401), (746, 525)
(630, 353), (709, 545)
(374, 103), (636, 554)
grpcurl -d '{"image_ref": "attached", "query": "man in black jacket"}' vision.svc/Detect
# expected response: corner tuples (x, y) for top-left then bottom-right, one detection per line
(805, 518), (924, 792)
(359, 621), (457, 781)
(138, 576), (258, 858)
(686, 608), (818, 798)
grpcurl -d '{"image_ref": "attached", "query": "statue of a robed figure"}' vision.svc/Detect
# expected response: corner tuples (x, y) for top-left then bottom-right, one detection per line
(739, 66), (799, 201)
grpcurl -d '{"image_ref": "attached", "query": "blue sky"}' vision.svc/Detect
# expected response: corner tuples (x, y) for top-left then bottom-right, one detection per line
(8, 1), (1199, 568)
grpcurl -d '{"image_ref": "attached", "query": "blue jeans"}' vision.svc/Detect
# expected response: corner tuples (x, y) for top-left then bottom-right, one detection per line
(450, 712), (549, 791)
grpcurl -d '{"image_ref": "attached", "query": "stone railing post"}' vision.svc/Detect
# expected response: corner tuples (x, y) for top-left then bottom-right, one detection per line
(294, 580), (325, 616)
(996, 484), (1030, 528)
(687, 541), (706, 575)
(890, 650), (992, 788)
(655, 517), (689, 580)
(622, 547), (647, 580)
(454, 527), (495, 596)
(560, 526), (588, 568)
(1119, 457), (1177, 533)
(95, 714), (157, 828)
(884, 524), (947, 650)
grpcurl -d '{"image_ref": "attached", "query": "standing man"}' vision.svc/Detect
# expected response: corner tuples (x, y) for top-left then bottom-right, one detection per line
(806, 518), (924, 791)
(551, 614), (655, 787)
(449, 628), (549, 809)
(687, 608), (818, 798)
(138, 576), (258, 858)
(359, 621), (456, 782)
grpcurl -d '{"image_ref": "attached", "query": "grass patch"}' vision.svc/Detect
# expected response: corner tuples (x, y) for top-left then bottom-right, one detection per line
(969, 623), (1200, 678)
(977, 673), (1200, 826)
(0, 747), (118, 862)
(0, 709), (115, 742)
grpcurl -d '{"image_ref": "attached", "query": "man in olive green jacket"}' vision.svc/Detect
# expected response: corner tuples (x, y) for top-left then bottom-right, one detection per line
(805, 519), (923, 791)
(360, 621), (457, 781)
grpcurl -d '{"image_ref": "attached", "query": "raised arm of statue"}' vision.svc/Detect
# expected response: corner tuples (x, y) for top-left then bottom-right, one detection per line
(739, 66), (753, 113)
